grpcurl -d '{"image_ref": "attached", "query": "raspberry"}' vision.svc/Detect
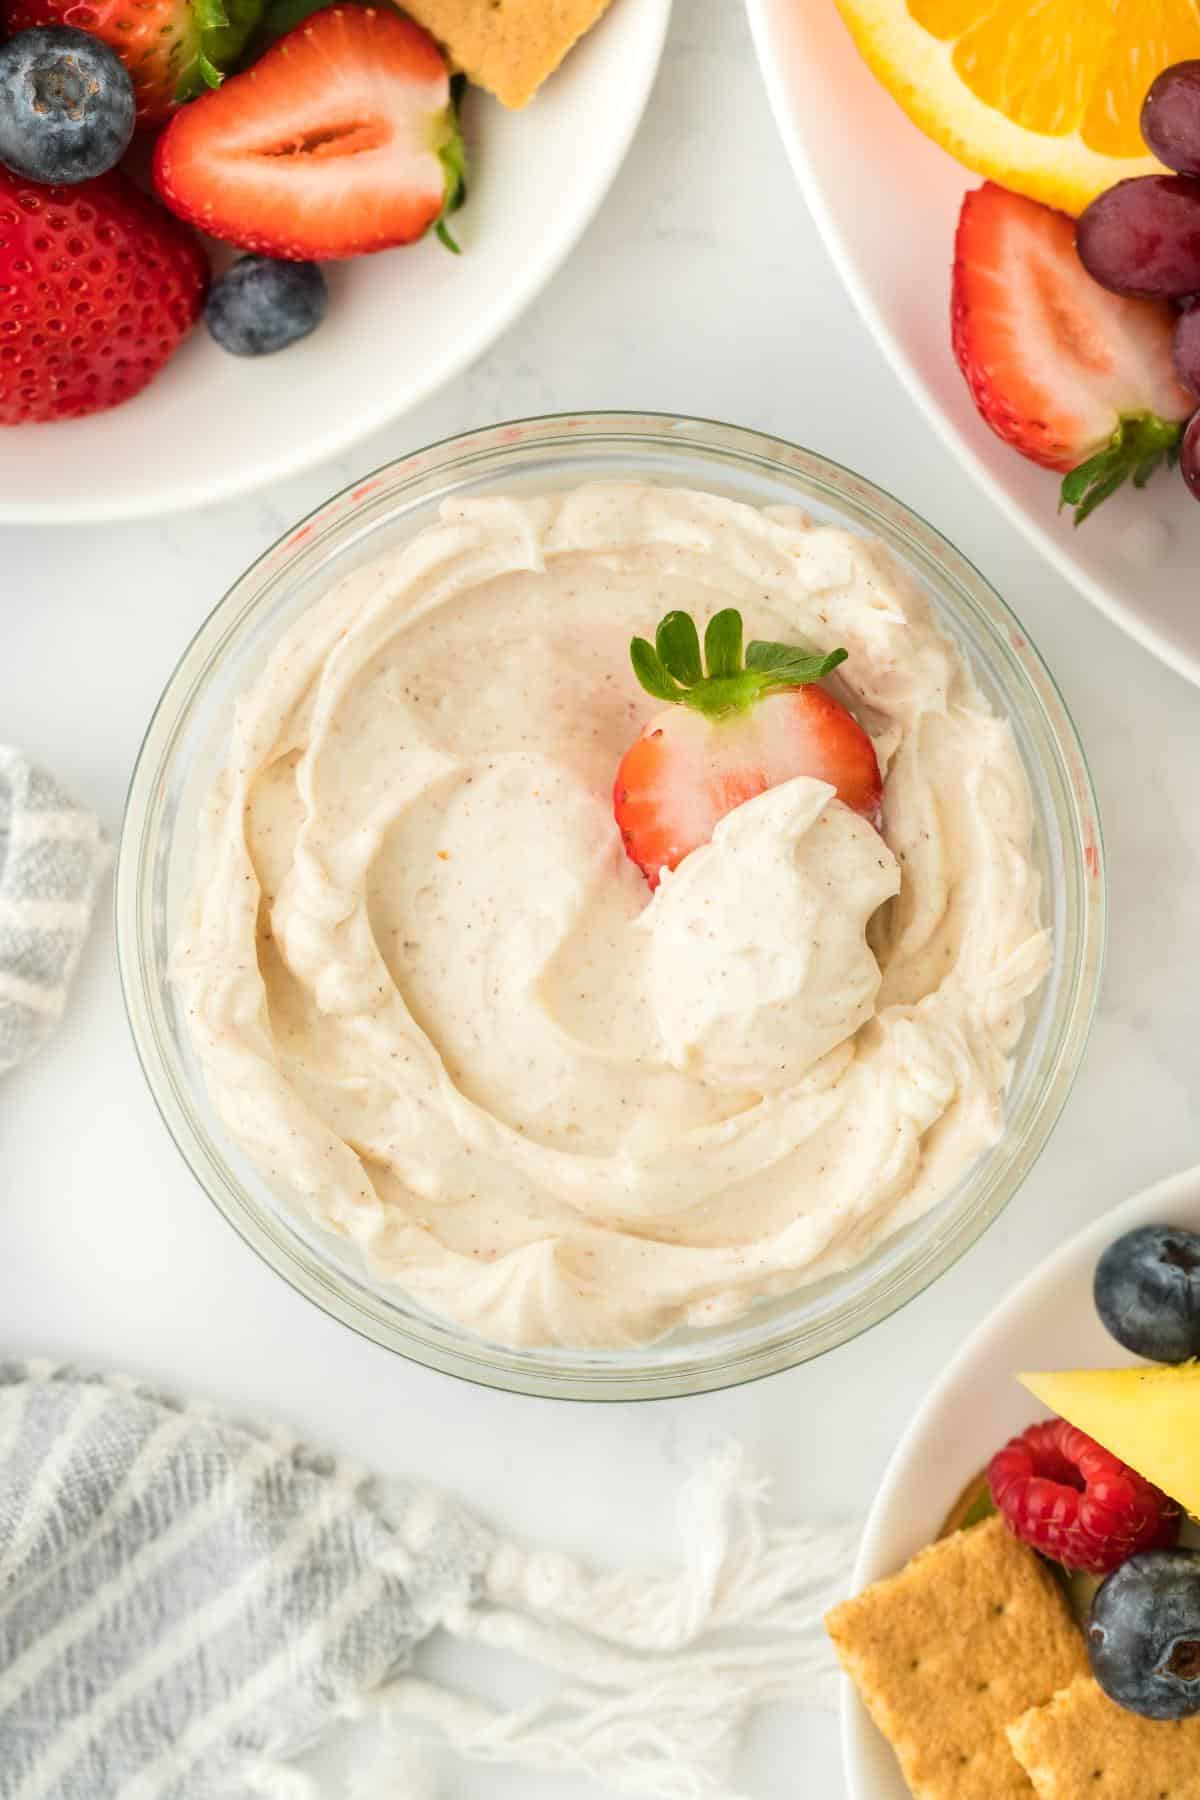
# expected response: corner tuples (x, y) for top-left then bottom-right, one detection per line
(988, 1418), (1181, 1574)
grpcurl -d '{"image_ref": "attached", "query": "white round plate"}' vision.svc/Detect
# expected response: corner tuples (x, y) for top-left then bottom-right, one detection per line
(0, 0), (672, 524)
(842, 1161), (1200, 1799)
(744, 0), (1200, 690)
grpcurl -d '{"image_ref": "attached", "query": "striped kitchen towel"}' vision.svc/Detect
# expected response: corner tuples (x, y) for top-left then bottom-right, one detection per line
(0, 1362), (856, 1800)
(0, 748), (108, 1075)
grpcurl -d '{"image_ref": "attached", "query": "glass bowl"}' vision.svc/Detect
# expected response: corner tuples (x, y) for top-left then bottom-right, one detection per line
(116, 413), (1105, 1399)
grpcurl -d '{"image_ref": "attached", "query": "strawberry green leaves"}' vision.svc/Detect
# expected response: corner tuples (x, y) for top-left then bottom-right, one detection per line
(630, 608), (848, 720)
(182, 0), (266, 99)
(630, 635), (686, 702)
(746, 639), (849, 683)
(704, 607), (741, 678)
(1060, 411), (1184, 525)
(657, 610), (704, 684)
(434, 101), (467, 253)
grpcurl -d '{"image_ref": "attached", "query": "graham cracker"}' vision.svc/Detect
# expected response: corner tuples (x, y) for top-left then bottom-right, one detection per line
(403, 0), (617, 107)
(1009, 1673), (1200, 1798)
(825, 1516), (1087, 1800)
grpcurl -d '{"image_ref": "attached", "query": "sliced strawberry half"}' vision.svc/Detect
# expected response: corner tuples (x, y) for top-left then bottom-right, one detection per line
(153, 5), (464, 260)
(952, 181), (1194, 523)
(613, 609), (882, 889)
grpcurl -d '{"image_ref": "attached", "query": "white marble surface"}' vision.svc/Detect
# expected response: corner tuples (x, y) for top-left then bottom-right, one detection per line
(4, 1), (1200, 1794)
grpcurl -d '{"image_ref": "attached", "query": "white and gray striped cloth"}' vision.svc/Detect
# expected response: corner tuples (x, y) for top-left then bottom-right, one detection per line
(0, 748), (108, 1075)
(0, 1362), (855, 1800)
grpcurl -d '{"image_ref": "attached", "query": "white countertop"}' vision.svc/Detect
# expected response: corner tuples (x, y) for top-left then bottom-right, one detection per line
(5, 2), (1200, 1793)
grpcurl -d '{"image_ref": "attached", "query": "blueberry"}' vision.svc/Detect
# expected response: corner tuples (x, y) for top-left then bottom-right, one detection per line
(0, 28), (135, 185)
(205, 257), (328, 358)
(1088, 1549), (1200, 1719)
(1094, 1224), (1200, 1363)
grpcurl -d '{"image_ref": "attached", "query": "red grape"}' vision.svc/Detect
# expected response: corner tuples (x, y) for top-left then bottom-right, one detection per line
(1143, 61), (1200, 178)
(1077, 176), (1200, 299)
(1181, 410), (1200, 500)
(1175, 303), (1200, 395)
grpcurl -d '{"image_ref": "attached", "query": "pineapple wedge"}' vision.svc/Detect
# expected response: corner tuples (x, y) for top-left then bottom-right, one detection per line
(1020, 1365), (1200, 1519)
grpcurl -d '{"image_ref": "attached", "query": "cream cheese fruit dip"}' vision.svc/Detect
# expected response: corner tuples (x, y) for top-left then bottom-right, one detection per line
(174, 483), (1050, 1348)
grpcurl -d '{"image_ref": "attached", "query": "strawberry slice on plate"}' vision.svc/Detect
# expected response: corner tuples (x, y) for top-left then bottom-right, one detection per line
(952, 180), (1194, 523)
(2, 0), (264, 125)
(613, 608), (882, 889)
(153, 5), (464, 260)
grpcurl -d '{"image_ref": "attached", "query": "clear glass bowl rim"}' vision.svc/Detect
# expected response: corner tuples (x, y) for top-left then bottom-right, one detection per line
(116, 410), (1106, 1401)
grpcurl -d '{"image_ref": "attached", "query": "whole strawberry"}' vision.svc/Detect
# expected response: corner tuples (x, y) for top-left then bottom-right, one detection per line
(0, 168), (208, 425)
(1, 0), (265, 125)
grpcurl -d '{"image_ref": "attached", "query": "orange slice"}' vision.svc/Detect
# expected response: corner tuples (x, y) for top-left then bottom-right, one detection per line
(835, 0), (1200, 214)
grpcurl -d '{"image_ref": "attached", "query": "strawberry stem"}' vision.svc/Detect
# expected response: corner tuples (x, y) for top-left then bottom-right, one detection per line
(1060, 412), (1184, 526)
(630, 608), (847, 720)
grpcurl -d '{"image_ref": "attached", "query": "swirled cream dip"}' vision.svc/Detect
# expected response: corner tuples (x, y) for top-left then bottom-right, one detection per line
(174, 484), (1049, 1347)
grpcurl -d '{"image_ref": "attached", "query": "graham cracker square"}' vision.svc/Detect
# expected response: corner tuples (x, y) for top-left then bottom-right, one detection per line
(1009, 1673), (1200, 1797)
(402, 0), (617, 107)
(825, 1516), (1087, 1799)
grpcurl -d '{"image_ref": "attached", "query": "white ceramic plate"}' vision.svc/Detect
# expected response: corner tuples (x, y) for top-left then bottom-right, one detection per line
(744, 0), (1200, 690)
(0, 0), (671, 524)
(841, 1161), (1200, 1799)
